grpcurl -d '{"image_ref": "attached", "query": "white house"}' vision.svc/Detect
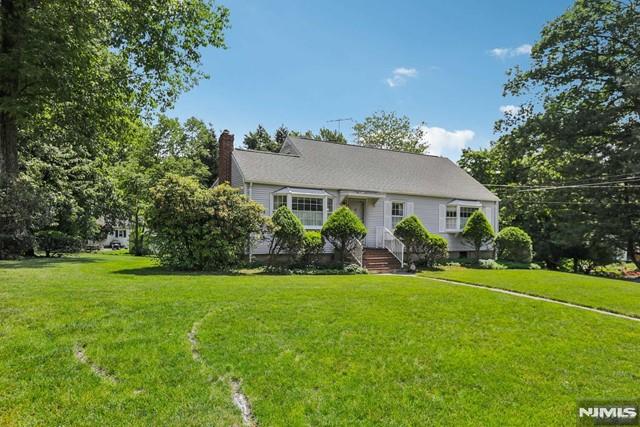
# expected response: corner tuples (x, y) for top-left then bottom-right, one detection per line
(89, 219), (131, 250)
(217, 131), (499, 272)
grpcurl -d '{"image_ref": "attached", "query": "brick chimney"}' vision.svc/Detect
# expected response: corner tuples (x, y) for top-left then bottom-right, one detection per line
(218, 130), (234, 184)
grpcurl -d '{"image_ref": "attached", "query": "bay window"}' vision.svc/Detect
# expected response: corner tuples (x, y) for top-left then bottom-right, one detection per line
(459, 207), (479, 228)
(273, 195), (287, 210)
(272, 188), (333, 229)
(444, 201), (482, 231)
(291, 197), (323, 227)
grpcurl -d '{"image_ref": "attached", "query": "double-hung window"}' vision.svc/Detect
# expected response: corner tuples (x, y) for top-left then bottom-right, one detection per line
(273, 195), (287, 210)
(391, 202), (405, 228)
(291, 196), (323, 228)
(445, 203), (481, 231)
(459, 207), (479, 229)
(327, 198), (334, 217)
(446, 206), (457, 230)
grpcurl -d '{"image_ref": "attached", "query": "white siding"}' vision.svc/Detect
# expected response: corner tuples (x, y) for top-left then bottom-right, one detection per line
(378, 194), (499, 252)
(247, 184), (338, 255)
(243, 183), (499, 255)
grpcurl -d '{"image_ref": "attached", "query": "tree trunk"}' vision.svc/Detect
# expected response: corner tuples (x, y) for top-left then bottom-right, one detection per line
(0, 0), (20, 182)
(0, 113), (18, 181)
(629, 238), (640, 270)
(133, 213), (141, 256)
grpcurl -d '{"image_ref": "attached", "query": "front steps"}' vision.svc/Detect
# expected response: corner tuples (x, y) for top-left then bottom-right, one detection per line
(362, 248), (401, 273)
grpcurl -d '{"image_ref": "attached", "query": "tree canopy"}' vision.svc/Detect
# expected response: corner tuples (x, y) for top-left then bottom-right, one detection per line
(460, 0), (640, 269)
(353, 111), (428, 153)
(0, 0), (229, 258)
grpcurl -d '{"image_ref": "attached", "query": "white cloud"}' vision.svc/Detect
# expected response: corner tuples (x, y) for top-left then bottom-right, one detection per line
(385, 67), (418, 87)
(421, 126), (475, 160)
(499, 104), (521, 115)
(490, 44), (532, 59)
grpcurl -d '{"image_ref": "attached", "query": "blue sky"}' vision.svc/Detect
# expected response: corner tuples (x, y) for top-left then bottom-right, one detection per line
(170, 0), (573, 160)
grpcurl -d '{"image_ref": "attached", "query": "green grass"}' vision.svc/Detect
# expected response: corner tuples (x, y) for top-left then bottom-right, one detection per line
(419, 267), (640, 318)
(1, 253), (639, 426)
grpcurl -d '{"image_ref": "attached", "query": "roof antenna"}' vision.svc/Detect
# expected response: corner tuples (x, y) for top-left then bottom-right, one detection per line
(326, 117), (353, 133)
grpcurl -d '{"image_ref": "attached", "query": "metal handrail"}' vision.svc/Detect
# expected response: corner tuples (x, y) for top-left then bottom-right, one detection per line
(383, 228), (405, 267)
(350, 238), (364, 266)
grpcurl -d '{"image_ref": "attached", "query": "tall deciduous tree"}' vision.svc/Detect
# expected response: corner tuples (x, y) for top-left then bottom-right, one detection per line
(353, 111), (428, 153)
(0, 0), (229, 182)
(0, 0), (229, 258)
(462, 0), (640, 269)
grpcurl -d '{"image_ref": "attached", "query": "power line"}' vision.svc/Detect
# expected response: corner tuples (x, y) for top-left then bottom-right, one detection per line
(517, 177), (640, 192)
(482, 171), (640, 189)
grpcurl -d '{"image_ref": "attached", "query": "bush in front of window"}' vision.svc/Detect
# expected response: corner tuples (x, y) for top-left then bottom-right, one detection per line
(495, 226), (533, 263)
(394, 215), (448, 268)
(321, 206), (367, 265)
(301, 231), (324, 266)
(424, 233), (448, 268)
(269, 206), (305, 264)
(147, 177), (267, 271)
(461, 210), (495, 260)
(394, 215), (428, 256)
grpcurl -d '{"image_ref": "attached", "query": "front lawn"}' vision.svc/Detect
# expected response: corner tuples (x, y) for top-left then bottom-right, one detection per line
(419, 267), (640, 318)
(1, 253), (639, 426)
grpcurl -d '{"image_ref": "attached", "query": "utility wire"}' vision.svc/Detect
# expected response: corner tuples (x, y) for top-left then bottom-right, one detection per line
(482, 172), (640, 189)
(517, 177), (640, 192)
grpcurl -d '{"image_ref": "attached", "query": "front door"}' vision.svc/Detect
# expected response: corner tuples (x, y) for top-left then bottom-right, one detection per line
(348, 200), (365, 223)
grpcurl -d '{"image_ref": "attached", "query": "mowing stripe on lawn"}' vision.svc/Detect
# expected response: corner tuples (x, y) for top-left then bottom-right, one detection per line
(188, 312), (257, 426)
(405, 275), (640, 323)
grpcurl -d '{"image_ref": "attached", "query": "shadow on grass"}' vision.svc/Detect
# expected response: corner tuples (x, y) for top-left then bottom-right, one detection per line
(111, 265), (255, 276)
(0, 256), (100, 269)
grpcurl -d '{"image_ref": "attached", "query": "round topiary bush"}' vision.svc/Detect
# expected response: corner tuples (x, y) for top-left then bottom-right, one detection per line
(461, 210), (495, 260)
(321, 206), (367, 265)
(394, 215), (429, 256)
(424, 233), (448, 268)
(269, 206), (305, 263)
(495, 226), (533, 263)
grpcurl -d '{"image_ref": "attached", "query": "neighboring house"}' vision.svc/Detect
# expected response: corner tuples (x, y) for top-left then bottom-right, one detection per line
(217, 131), (499, 272)
(88, 219), (131, 250)
(100, 227), (130, 249)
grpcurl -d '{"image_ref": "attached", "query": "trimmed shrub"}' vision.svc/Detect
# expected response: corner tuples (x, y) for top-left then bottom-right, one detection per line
(461, 210), (495, 260)
(394, 215), (429, 257)
(268, 206), (305, 263)
(301, 231), (324, 265)
(495, 226), (533, 263)
(394, 215), (449, 268)
(321, 206), (367, 265)
(147, 177), (267, 270)
(424, 233), (449, 268)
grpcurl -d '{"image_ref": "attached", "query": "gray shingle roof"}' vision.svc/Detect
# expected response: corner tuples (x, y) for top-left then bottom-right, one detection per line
(233, 136), (499, 202)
